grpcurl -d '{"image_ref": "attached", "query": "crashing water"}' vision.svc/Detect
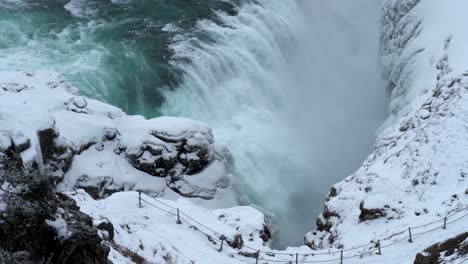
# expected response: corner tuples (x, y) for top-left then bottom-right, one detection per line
(160, 0), (387, 247)
(0, 0), (387, 248)
(0, 0), (240, 114)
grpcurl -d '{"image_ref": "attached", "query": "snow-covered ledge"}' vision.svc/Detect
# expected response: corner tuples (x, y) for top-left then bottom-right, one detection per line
(0, 70), (235, 203)
(305, 0), (468, 251)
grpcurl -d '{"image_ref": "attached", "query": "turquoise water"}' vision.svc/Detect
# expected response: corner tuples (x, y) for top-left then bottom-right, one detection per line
(0, 0), (241, 115)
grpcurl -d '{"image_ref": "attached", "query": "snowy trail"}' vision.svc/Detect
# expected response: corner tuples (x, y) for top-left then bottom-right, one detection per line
(73, 190), (467, 264)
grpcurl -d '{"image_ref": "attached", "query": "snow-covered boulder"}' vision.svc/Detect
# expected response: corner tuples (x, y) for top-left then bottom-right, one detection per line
(0, 70), (234, 200)
(305, 0), (468, 251)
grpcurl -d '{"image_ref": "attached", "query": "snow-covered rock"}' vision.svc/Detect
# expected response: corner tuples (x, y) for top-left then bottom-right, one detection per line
(414, 232), (467, 264)
(305, 0), (468, 257)
(0, 70), (235, 201)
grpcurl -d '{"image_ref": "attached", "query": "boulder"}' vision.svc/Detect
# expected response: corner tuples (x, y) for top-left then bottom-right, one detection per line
(0, 150), (109, 264)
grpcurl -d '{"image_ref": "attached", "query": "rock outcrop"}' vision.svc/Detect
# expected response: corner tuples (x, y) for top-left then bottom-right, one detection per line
(0, 71), (235, 201)
(414, 232), (467, 264)
(0, 150), (109, 264)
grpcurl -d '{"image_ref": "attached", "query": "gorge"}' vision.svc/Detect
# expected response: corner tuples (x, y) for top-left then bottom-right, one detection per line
(1, 1), (467, 263)
(0, 0), (388, 248)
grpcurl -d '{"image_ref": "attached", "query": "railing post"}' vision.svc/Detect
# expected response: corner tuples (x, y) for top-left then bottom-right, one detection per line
(377, 240), (381, 255)
(176, 208), (182, 224)
(255, 250), (260, 264)
(218, 236), (225, 252)
(138, 191), (142, 208)
(295, 253), (298, 264)
(443, 217), (447, 229)
(408, 227), (413, 243)
(340, 248), (343, 264)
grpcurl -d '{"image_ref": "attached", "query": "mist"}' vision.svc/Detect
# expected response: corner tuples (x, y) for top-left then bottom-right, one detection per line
(158, 0), (388, 248)
(269, 0), (388, 247)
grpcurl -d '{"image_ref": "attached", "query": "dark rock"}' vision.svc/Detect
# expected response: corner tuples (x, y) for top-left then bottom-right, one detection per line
(227, 234), (244, 249)
(11, 138), (30, 154)
(0, 151), (109, 264)
(37, 127), (73, 180)
(414, 232), (467, 264)
(127, 144), (178, 178)
(127, 131), (213, 179)
(96, 219), (115, 241)
(315, 206), (339, 233)
(0, 250), (35, 264)
(238, 250), (259, 258)
(259, 224), (272, 242)
(359, 201), (387, 222)
(109, 242), (148, 264)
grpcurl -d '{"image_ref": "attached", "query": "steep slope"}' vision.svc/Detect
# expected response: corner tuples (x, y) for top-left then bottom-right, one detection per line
(71, 191), (270, 264)
(0, 150), (109, 264)
(305, 0), (468, 261)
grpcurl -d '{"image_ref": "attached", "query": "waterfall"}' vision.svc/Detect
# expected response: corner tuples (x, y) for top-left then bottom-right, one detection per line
(160, 0), (387, 247)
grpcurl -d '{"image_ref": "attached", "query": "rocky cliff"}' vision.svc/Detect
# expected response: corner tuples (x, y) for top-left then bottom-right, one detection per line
(0, 149), (109, 264)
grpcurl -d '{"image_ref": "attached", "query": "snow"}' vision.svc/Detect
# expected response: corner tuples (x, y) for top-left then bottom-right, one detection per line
(71, 190), (268, 264)
(58, 148), (167, 195)
(0, 70), (236, 202)
(305, 0), (468, 262)
(46, 208), (73, 239)
(69, 189), (467, 264)
(1, 0), (467, 263)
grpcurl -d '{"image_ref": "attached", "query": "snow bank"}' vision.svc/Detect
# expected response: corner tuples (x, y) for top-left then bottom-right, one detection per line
(0, 70), (235, 202)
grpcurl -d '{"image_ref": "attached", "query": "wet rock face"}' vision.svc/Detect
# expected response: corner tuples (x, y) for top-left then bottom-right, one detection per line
(414, 232), (467, 264)
(0, 151), (109, 264)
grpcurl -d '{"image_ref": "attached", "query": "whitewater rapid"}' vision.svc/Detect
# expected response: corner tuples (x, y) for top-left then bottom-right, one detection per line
(161, 0), (387, 247)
